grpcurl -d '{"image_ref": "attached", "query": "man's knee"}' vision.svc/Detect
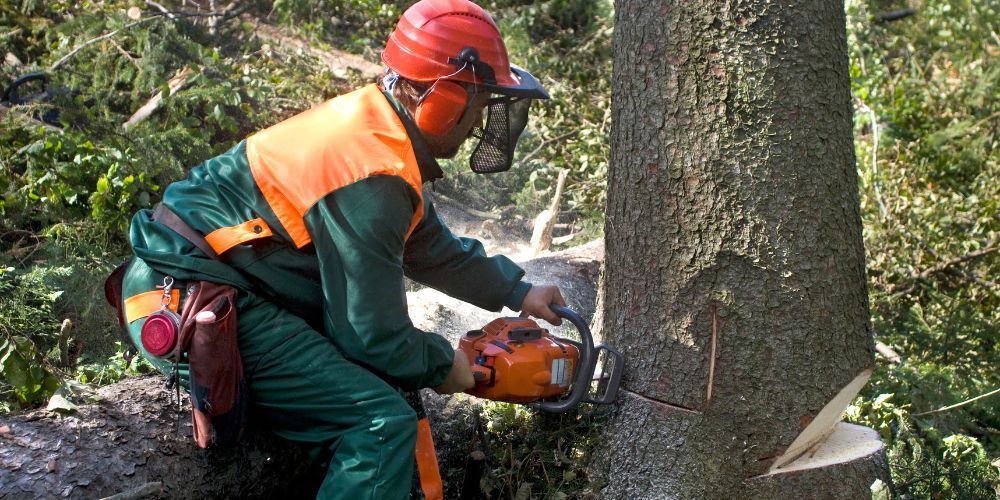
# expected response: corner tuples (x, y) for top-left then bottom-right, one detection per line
(372, 392), (418, 439)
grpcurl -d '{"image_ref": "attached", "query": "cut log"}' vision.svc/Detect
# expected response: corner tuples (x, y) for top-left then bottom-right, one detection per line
(0, 377), (319, 499)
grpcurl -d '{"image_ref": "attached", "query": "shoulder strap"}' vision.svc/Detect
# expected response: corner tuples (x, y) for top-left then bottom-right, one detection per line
(152, 204), (220, 261)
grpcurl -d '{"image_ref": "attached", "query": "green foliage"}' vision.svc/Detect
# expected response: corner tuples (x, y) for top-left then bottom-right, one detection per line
(477, 401), (606, 499)
(0, 266), (65, 407)
(846, 0), (999, 495)
(76, 342), (155, 386)
(0, 0), (351, 411)
(847, 389), (999, 497)
(0, 335), (61, 408)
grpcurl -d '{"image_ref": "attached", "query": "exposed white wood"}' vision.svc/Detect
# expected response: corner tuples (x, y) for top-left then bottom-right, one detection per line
(759, 422), (883, 476)
(769, 368), (874, 471)
(122, 67), (193, 131)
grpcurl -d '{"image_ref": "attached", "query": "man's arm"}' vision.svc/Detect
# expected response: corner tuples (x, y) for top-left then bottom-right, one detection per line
(403, 197), (531, 312)
(305, 176), (456, 390)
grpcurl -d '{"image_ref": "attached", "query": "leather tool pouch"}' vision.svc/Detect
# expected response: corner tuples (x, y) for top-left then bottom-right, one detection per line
(177, 281), (247, 449)
(105, 205), (247, 449)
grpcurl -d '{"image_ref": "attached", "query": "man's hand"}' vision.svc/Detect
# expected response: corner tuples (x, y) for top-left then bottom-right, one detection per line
(433, 349), (475, 395)
(519, 284), (567, 325)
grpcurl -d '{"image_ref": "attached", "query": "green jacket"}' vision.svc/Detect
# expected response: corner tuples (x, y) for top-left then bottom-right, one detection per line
(128, 87), (530, 390)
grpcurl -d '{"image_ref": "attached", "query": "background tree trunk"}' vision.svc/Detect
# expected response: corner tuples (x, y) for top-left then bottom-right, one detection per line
(591, 0), (889, 497)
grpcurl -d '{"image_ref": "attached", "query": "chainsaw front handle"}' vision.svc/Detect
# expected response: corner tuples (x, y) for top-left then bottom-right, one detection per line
(534, 305), (593, 412)
(535, 305), (624, 413)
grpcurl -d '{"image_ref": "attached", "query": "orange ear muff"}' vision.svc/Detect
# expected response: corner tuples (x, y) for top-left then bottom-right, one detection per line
(414, 80), (468, 136)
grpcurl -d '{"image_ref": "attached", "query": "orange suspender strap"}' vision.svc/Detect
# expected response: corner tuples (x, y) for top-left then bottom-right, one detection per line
(124, 289), (180, 323)
(204, 218), (273, 255)
(415, 417), (444, 500)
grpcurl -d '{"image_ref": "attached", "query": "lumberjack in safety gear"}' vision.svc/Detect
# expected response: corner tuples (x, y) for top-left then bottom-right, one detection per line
(113, 0), (560, 498)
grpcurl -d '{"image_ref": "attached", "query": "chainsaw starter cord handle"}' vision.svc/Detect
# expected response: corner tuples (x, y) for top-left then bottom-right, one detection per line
(536, 305), (595, 413)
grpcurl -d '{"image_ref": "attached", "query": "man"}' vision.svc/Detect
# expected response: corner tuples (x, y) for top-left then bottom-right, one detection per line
(116, 0), (564, 497)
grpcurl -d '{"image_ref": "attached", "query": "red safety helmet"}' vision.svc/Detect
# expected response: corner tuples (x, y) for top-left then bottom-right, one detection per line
(381, 0), (548, 173)
(382, 0), (548, 99)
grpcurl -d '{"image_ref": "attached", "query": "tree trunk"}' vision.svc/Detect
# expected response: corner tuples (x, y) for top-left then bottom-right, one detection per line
(592, 0), (889, 497)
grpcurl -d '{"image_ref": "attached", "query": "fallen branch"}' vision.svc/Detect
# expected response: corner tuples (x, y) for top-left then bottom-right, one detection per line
(916, 245), (998, 279)
(892, 243), (1000, 296)
(58, 319), (74, 368)
(122, 66), (194, 130)
(853, 95), (888, 221)
(530, 169), (569, 255)
(50, 17), (155, 71)
(874, 342), (901, 364)
(912, 387), (1000, 417)
(430, 192), (501, 220)
(552, 231), (580, 246)
(243, 15), (382, 80)
(108, 37), (142, 70)
(144, 1), (176, 19)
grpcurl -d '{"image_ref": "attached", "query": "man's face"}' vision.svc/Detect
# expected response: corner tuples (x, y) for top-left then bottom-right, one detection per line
(424, 88), (492, 159)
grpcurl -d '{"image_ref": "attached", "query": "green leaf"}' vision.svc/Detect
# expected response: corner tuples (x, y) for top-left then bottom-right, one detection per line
(46, 388), (77, 414)
(513, 482), (532, 500)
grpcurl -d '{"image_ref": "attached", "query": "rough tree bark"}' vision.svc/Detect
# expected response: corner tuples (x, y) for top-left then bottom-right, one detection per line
(591, 1), (889, 498)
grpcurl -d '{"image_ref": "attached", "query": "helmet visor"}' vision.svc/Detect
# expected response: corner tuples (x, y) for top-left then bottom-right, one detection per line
(470, 96), (531, 174)
(478, 65), (549, 100)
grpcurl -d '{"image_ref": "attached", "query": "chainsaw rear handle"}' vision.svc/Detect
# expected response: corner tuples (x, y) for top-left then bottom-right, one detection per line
(535, 305), (596, 413)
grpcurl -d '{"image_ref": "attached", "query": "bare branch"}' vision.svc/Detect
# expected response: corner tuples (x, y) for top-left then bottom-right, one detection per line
(122, 66), (194, 130)
(49, 17), (155, 71)
(912, 387), (1000, 417)
(916, 245), (999, 279)
(145, 0), (176, 19)
(517, 129), (579, 167)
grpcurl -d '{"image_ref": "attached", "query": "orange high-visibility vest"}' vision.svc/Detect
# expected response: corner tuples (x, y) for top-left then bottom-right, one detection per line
(246, 84), (425, 248)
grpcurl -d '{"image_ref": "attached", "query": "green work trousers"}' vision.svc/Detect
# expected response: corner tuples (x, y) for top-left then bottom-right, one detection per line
(123, 258), (418, 499)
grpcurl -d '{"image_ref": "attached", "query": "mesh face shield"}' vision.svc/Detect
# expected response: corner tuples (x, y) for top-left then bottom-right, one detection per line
(469, 96), (531, 174)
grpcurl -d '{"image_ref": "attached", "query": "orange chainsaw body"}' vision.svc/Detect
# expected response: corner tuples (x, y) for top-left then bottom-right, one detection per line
(460, 317), (580, 403)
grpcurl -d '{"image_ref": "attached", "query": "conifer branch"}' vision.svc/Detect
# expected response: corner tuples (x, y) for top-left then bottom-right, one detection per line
(49, 17), (156, 71)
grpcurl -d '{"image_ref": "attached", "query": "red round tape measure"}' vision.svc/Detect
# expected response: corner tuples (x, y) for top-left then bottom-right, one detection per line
(141, 309), (180, 357)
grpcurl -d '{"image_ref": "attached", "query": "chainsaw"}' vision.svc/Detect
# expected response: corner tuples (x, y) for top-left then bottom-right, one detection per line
(459, 305), (623, 412)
